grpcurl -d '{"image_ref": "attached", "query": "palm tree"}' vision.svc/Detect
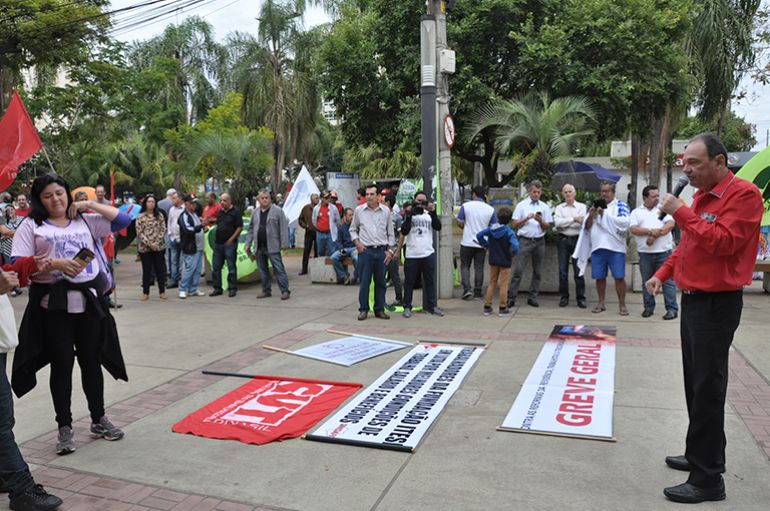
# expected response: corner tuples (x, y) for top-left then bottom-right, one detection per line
(466, 93), (596, 187)
(688, 0), (761, 132)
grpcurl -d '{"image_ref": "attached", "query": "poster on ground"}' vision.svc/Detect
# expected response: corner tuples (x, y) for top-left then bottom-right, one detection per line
(172, 376), (362, 445)
(306, 344), (483, 452)
(499, 325), (617, 441)
(277, 335), (412, 367)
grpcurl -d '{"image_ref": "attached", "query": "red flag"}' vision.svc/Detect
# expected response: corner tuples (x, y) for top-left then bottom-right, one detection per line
(0, 91), (43, 192)
(172, 375), (362, 445)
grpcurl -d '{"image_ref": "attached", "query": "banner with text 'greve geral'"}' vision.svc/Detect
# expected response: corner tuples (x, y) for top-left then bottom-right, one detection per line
(172, 376), (361, 445)
(306, 344), (483, 452)
(500, 325), (617, 441)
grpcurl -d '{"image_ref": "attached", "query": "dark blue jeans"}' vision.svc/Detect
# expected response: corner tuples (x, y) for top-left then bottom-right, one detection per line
(167, 239), (181, 285)
(357, 247), (387, 312)
(403, 253), (437, 311)
(256, 248), (289, 294)
(212, 243), (238, 291)
(638, 250), (678, 313)
(557, 234), (585, 301)
(316, 232), (332, 257)
(0, 353), (34, 495)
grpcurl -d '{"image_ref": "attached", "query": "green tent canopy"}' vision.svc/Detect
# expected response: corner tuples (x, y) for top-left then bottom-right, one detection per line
(735, 146), (770, 226)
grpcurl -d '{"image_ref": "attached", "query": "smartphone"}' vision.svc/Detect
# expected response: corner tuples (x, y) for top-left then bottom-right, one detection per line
(73, 247), (95, 264)
(593, 199), (607, 209)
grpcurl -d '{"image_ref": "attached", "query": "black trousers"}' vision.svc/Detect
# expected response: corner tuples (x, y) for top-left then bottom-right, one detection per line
(301, 229), (317, 273)
(680, 290), (742, 487)
(139, 250), (167, 294)
(403, 253), (437, 311)
(44, 310), (105, 428)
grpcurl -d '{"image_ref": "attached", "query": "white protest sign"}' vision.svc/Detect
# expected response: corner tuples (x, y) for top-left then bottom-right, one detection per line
(290, 335), (411, 366)
(283, 166), (320, 226)
(307, 344), (483, 452)
(500, 325), (617, 441)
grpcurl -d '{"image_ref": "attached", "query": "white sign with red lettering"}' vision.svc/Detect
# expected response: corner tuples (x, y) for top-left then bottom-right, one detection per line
(500, 325), (616, 440)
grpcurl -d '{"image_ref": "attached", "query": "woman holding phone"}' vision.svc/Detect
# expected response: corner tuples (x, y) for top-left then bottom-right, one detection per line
(10, 174), (131, 456)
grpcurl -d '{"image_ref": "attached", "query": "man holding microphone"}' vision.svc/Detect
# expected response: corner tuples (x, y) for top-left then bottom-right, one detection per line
(646, 133), (763, 503)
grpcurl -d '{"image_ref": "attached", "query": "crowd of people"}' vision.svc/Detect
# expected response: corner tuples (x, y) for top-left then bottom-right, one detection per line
(0, 132), (765, 508)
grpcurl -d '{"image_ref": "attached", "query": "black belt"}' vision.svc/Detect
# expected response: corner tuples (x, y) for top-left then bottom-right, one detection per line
(558, 234), (579, 239)
(682, 289), (741, 295)
(365, 245), (387, 250)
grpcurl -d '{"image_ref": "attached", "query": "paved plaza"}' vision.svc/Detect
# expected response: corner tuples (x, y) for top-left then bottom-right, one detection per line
(4, 253), (770, 511)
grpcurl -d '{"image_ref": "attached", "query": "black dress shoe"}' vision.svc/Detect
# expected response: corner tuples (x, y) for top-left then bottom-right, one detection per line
(374, 311), (391, 320)
(507, 298), (516, 308)
(663, 311), (678, 320)
(209, 290), (223, 297)
(357, 311), (368, 321)
(228, 289), (237, 297)
(559, 297), (569, 307)
(642, 309), (654, 318)
(527, 298), (539, 307)
(665, 455), (691, 471)
(298, 271), (308, 276)
(577, 300), (587, 309)
(663, 478), (725, 503)
(9, 484), (63, 511)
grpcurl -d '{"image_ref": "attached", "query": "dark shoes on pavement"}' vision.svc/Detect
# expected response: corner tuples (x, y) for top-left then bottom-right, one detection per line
(665, 455), (691, 471)
(281, 292), (291, 300)
(257, 292), (271, 299)
(663, 477), (725, 503)
(358, 311), (368, 321)
(374, 311), (390, 320)
(559, 297), (568, 307)
(507, 298), (516, 309)
(577, 299), (587, 309)
(426, 307), (445, 317)
(209, 289), (223, 297)
(527, 298), (539, 307)
(298, 271), (308, 275)
(642, 309), (654, 318)
(9, 484), (62, 511)
(228, 289), (237, 297)
(663, 311), (678, 320)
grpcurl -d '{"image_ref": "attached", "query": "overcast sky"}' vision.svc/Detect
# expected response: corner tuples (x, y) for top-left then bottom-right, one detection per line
(109, 0), (770, 151)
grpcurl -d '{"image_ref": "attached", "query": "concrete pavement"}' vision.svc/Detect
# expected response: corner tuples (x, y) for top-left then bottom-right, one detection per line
(4, 252), (770, 510)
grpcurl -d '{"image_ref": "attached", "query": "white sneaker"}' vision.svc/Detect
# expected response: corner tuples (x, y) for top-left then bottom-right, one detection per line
(192, 291), (205, 297)
(178, 291), (187, 299)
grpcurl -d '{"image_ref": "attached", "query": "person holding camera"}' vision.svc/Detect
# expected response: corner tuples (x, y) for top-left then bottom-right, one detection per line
(584, 181), (630, 315)
(330, 208), (358, 284)
(507, 180), (552, 308)
(396, 191), (443, 318)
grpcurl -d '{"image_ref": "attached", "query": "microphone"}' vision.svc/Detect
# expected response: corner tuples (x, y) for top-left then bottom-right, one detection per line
(659, 176), (689, 220)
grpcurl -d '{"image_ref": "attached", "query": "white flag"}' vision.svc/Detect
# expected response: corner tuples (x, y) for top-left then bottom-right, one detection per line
(282, 166), (320, 226)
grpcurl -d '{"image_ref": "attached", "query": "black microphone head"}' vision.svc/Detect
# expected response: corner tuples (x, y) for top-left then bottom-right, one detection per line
(674, 175), (689, 192)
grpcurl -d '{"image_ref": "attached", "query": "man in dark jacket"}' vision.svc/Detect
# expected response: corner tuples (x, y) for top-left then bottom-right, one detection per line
(298, 193), (319, 275)
(330, 208), (358, 284)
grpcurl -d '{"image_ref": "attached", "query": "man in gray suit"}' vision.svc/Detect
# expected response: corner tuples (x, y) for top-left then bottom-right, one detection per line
(245, 190), (291, 300)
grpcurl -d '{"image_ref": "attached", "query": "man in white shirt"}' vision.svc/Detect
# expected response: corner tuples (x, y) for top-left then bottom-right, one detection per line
(456, 186), (497, 300)
(166, 192), (185, 288)
(507, 180), (553, 307)
(585, 181), (630, 315)
(629, 185), (678, 320)
(553, 184), (587, 308)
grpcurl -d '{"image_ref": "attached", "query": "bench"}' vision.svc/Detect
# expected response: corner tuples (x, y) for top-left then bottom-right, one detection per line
(756, 260), (770, 293)
(324, 257), (354, 266)
(309, 256), (355, 283)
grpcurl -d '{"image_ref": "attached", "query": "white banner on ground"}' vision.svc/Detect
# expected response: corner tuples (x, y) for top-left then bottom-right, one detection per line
(306, 344), (483, 451)
(500, 325), (616, 441)
(283, 166), (320, 226)
(288, 335), (411, 367)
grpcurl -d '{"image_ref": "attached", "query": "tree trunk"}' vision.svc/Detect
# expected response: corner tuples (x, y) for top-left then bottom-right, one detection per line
(629, 133), (640, 210)
(649, 118), (663, 189)
(272, 135), (285, 194)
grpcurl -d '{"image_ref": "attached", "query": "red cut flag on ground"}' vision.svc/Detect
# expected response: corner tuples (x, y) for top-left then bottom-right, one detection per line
(0, 91), (43, 192)
(172, 375), (362, 445)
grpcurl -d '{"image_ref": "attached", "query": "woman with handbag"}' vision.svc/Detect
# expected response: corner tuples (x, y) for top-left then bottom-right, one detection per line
(135, 194), (167, 301)
(10, 173), (131, 456)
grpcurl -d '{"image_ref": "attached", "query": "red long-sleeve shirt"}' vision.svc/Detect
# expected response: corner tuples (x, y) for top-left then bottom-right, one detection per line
(655, 172), (763, 292)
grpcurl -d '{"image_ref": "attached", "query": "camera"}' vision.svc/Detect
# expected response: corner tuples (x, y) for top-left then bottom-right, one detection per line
(593, 199), (607, 209)
(411, 200), (427, 216)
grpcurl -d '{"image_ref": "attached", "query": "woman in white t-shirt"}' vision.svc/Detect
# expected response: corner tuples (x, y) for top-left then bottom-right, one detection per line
(10, 174), (131, 456)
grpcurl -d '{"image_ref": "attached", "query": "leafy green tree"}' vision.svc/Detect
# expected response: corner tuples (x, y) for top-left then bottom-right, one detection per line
(675, 111), (757, 151)
(467, 93), (596, 187)
(0, 0), (108, 108)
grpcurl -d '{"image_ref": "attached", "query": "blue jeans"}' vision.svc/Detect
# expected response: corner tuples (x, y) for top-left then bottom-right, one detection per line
(288, 227), (296, 248)
(212, 243), (238, 291)
(331, 249), (358, 280)
(638, 250), (678, 313)
(316, 232), (332, 257)
(179, 251), (203, 293)
(0, 353), (34, 495)
(557, 234), (585, 301)
(256, 248), (289, 294)
(357, 247), (387, 312)
(167, 239), (182, 285)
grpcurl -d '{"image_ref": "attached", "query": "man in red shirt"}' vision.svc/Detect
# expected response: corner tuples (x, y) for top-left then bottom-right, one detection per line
(202, 192), (222, 224)
(647, 133), (763, 504)
(14, 194), (30, 217)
